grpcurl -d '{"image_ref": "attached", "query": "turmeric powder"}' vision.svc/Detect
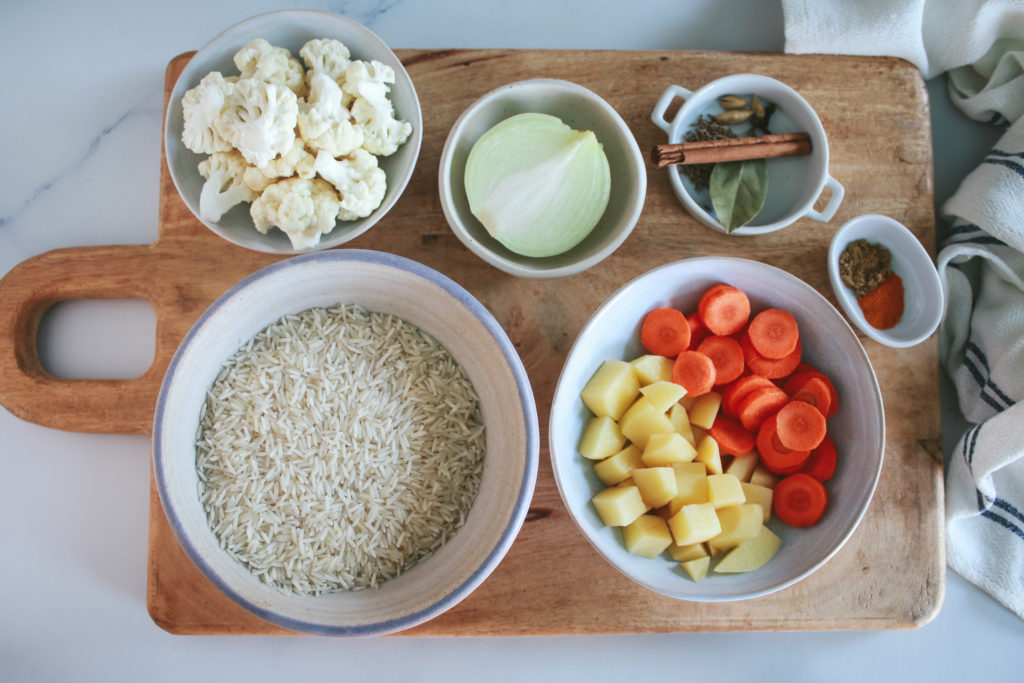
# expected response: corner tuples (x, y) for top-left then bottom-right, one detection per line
(858, 272), (904, 330)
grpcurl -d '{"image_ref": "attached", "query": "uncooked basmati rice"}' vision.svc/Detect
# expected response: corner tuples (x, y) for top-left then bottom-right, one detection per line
(195, 304), (485, 594)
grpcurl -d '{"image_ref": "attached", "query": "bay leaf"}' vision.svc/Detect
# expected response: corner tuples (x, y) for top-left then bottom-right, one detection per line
(709, 158), (768, 233)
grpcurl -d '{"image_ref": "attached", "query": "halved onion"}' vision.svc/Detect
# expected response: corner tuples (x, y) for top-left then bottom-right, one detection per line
(464, 113), (611, 258)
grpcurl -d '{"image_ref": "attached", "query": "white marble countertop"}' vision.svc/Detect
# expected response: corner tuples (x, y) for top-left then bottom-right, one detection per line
(2, 1), (1021, 680)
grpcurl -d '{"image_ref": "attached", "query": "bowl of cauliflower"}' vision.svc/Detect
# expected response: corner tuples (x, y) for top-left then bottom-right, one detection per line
(165, 10), (422, 254)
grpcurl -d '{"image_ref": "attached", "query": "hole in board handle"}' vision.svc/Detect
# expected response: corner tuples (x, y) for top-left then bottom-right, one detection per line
(37, 300), (156, 380)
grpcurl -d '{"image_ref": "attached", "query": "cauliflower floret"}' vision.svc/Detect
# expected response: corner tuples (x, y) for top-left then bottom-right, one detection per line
(242, 141), (317, 193)
(250, 177), (341, 250)
(233, 38), (306, 97)
(299, 38), (351, 86)
(342, 60), (395, 108)
(297, 72), (364, 158)
(343, 60), (412, 157)
(350, 97), (413, 157)
(215, 78), (298, 167)
(181, 72), (235, 154)
(314, 149), (387, 221)
(196, 150), (257, 222)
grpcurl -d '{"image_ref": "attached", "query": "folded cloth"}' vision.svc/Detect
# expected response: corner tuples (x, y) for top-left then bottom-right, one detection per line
(782, 0), (1024, 78)
(938, 117), (1024, 619)
(784, 0), (1024, 619)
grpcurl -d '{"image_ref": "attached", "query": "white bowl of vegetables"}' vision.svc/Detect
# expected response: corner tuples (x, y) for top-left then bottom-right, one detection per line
(438, 78), (646, 278)
(165, 10), (422, 254)
(549, 257), (884, 601)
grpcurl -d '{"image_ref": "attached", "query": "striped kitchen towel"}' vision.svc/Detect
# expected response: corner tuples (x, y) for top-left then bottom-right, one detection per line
(938, 116), (1024, 620)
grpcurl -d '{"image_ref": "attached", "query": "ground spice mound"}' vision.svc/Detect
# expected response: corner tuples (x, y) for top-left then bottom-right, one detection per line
(838, 239), (891, 298)
(858, 272), (904, 330)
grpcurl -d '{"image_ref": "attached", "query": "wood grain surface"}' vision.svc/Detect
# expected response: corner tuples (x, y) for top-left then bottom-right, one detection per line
(0, 49), (944, 634)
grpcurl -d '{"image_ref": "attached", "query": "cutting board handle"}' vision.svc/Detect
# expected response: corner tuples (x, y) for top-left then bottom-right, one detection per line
(0, 245), (168, 435)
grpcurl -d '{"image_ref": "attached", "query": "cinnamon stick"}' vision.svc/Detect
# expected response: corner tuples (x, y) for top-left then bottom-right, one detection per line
(652, 132), (812, 169)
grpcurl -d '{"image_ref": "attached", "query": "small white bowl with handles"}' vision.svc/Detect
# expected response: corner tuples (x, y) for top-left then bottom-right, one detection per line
(651, 74), (844, 236)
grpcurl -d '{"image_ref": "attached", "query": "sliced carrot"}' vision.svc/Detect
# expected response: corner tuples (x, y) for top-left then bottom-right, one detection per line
(773, 473), (828, 527)
(698, 284), (751, 336)
(708, 414), (756, 456)
(740, 333), (802, 379)
(756, 413), (811, 474)
(721, 374), (775, 417)
(747, 308), (799, 359)
(640, 307), (691, 357)
(697, 335), (745, 386)
(786, 375), (832, 417)
(783, 369), (839, 418)
(775, 400), (827, 451)
(802, 433), (837, 481)
(686, 312), (710, 349)
(671, 350), (716, 396)
(735, 384), (789, 432)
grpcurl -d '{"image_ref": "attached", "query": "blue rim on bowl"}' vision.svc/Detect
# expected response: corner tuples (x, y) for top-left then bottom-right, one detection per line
(153, 250), (539, 636)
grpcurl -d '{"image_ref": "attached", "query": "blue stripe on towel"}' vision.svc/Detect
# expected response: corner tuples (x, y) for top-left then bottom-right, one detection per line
(981, 509), (1024, 541)
(943, 223), (1008, 248)
(983, 156), (1024, 180)
(966, 427), (1024, 541)
(965, 342), (1016, 409)
(994, 498), (1024, 526)
(989, 149), (1024, 160)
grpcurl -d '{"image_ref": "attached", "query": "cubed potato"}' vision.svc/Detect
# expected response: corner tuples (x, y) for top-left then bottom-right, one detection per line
(681, 555), (711, 582)
(750, 465), (782, 489)
(714, 526), (782, 573)
(630, 354), (675, 385)
(688, 391), (723, 430)
(691, 425), (707, 445)
(632, 466), (678, 508)
(668, 403), (696, 446)
(695, 434), (723, 475)
(667, 542), (709, 563)
(580, 359), (640, 420)
(725, 452), (759, 482)
(639, 380), (688, 413)
(668, 502), (722, 545)
(578, 416), (626, 461)
(593, 444), (645, 485)
(619, 397), (676, 448)
(741, 482), (774, 524)
(707, 473), (746, 509)
(667, 466), (710, 515)
(679, 394), (696, 410)
(592, 485), (647, 527)
(709, 504), (764, 550)
(622, 514), (673, 558)
(641, 432), (698, 467)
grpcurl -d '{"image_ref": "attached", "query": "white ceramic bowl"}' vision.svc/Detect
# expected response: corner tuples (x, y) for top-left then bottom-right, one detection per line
(550, 257), (884, 601)
(165, 10), (422, 254)
(153, 250), (538, 636)
(438, 78), (646, 278)
(828, 214), (944, 348)
(651, 74), (844, 236)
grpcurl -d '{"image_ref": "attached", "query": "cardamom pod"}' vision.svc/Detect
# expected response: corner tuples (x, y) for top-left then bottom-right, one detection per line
(715, 109), (753, 125)
(751, 94), (765, 118)
(719, 94), (748, 110)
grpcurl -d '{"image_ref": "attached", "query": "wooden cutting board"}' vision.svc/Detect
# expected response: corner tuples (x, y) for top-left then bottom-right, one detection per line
(0, 49), (944, 634)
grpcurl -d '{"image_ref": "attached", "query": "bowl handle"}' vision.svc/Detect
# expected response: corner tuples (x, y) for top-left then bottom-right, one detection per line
(651, 85), (693, 134)
(804, 174), (845, 223)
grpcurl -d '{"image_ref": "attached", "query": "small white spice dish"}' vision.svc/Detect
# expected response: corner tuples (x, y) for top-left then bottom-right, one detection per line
(549, 257), (884, 601)
(165, 10), (422, 254)
(828, 214), (944, 348)
(651, 73), (843, 236)
(153, 250), (538, 636)
(438, 78), (646, 279)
